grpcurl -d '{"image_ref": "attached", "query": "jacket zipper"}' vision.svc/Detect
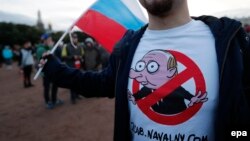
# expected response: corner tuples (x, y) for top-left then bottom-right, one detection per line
(219, 26), (241, 85)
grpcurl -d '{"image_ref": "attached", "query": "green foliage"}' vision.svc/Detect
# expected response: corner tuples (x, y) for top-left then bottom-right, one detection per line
(0, 22), (92, 48)
(0, 22), (66, 47)
(0, 22), (42, 46)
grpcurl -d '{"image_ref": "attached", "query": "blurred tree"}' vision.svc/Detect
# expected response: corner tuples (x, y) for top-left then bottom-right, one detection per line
(0, 22), (43, 46)
(0, 22), (93, 48)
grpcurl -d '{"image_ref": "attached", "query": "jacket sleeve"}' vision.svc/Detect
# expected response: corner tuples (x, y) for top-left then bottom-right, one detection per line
(42, 51), (119, 98)
(237, 28), (250, 117)
(238, 30), (250, 95)
(243, 33), (250, 100)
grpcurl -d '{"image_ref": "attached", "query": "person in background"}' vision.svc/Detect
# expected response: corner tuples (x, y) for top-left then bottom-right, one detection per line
(36, 33), (63, 109)
(82, 37), (102, 71)
(12, 44), (21, 62)
(19, 40), (35, 88)
(2, 45), (13, 70)
(0, 45), (3, 68)
(97, 43), (110, 69)
(244, 24), (250, 34)
(62, 33), (84, 104)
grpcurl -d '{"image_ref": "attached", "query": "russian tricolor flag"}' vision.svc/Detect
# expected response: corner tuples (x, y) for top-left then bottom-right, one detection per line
(75, 0), (147, 52)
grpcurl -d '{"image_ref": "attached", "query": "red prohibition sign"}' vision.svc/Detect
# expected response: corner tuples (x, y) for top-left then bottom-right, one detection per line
(132, 50), (206, 125)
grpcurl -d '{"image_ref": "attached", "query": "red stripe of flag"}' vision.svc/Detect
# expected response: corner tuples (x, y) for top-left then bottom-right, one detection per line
(75, 9), (127, 53)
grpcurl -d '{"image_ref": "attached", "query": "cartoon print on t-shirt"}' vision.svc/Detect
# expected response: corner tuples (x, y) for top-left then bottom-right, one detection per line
(128, 50), (208, 115)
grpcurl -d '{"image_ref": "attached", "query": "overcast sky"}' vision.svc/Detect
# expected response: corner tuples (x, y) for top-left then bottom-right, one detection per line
(0, 0), (250, 31)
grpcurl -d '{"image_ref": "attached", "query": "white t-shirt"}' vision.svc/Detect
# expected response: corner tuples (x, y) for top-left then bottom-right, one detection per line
(127, 20), (219, 141)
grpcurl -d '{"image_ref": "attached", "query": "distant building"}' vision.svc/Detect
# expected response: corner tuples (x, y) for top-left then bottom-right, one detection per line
(48, 23), (53, 32)
(36, 10), (53, 33)
(36, 10), (45, 31)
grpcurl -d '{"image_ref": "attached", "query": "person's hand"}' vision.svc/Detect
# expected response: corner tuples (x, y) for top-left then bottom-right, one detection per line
(188, 91), (208, 107)
(38, 51), (52, 68)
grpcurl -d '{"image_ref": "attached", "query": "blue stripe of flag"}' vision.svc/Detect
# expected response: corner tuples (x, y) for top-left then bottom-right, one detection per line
(91, 0), (145, 30)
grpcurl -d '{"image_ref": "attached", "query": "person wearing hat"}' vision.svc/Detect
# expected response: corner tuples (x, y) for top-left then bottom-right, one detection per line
(82, 37), (102, 71)
(36, 33), (63, 109)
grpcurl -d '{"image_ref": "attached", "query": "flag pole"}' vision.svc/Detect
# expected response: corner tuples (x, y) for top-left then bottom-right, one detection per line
(33, 29), (69, 80)
(33, 1), (97, 80)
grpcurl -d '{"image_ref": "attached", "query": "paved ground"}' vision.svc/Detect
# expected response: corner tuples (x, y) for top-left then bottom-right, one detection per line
(0, 63), (114, 141)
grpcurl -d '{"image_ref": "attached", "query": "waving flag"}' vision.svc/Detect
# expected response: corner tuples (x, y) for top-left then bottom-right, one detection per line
(75, 0), (147, 52)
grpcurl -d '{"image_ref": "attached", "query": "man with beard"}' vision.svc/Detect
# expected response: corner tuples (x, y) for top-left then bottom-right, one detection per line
(40, 0), (250, 140)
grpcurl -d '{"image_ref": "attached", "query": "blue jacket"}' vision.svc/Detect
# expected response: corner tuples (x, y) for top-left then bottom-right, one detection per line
(2, 47), (13, 59)
(43, 16), (250, 141)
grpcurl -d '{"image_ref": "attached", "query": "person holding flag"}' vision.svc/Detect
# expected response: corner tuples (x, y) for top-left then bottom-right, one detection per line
(36, 33), (63, 109)
(38, 0), (249, 140)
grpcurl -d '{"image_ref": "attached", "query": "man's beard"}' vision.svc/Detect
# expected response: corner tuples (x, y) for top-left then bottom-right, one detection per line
(140, 0), (173, 17)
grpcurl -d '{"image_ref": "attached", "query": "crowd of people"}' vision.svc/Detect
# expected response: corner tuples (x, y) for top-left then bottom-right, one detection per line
(0, 32), (110, 109)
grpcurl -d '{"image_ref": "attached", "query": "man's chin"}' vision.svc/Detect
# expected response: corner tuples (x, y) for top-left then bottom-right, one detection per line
(142, 0), (173, 16)
(148, 11), (170, 17)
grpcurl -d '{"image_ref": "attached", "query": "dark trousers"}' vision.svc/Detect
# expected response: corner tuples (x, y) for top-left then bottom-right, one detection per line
(43, 77), (58, 104)
(23, 65), (32, 87)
